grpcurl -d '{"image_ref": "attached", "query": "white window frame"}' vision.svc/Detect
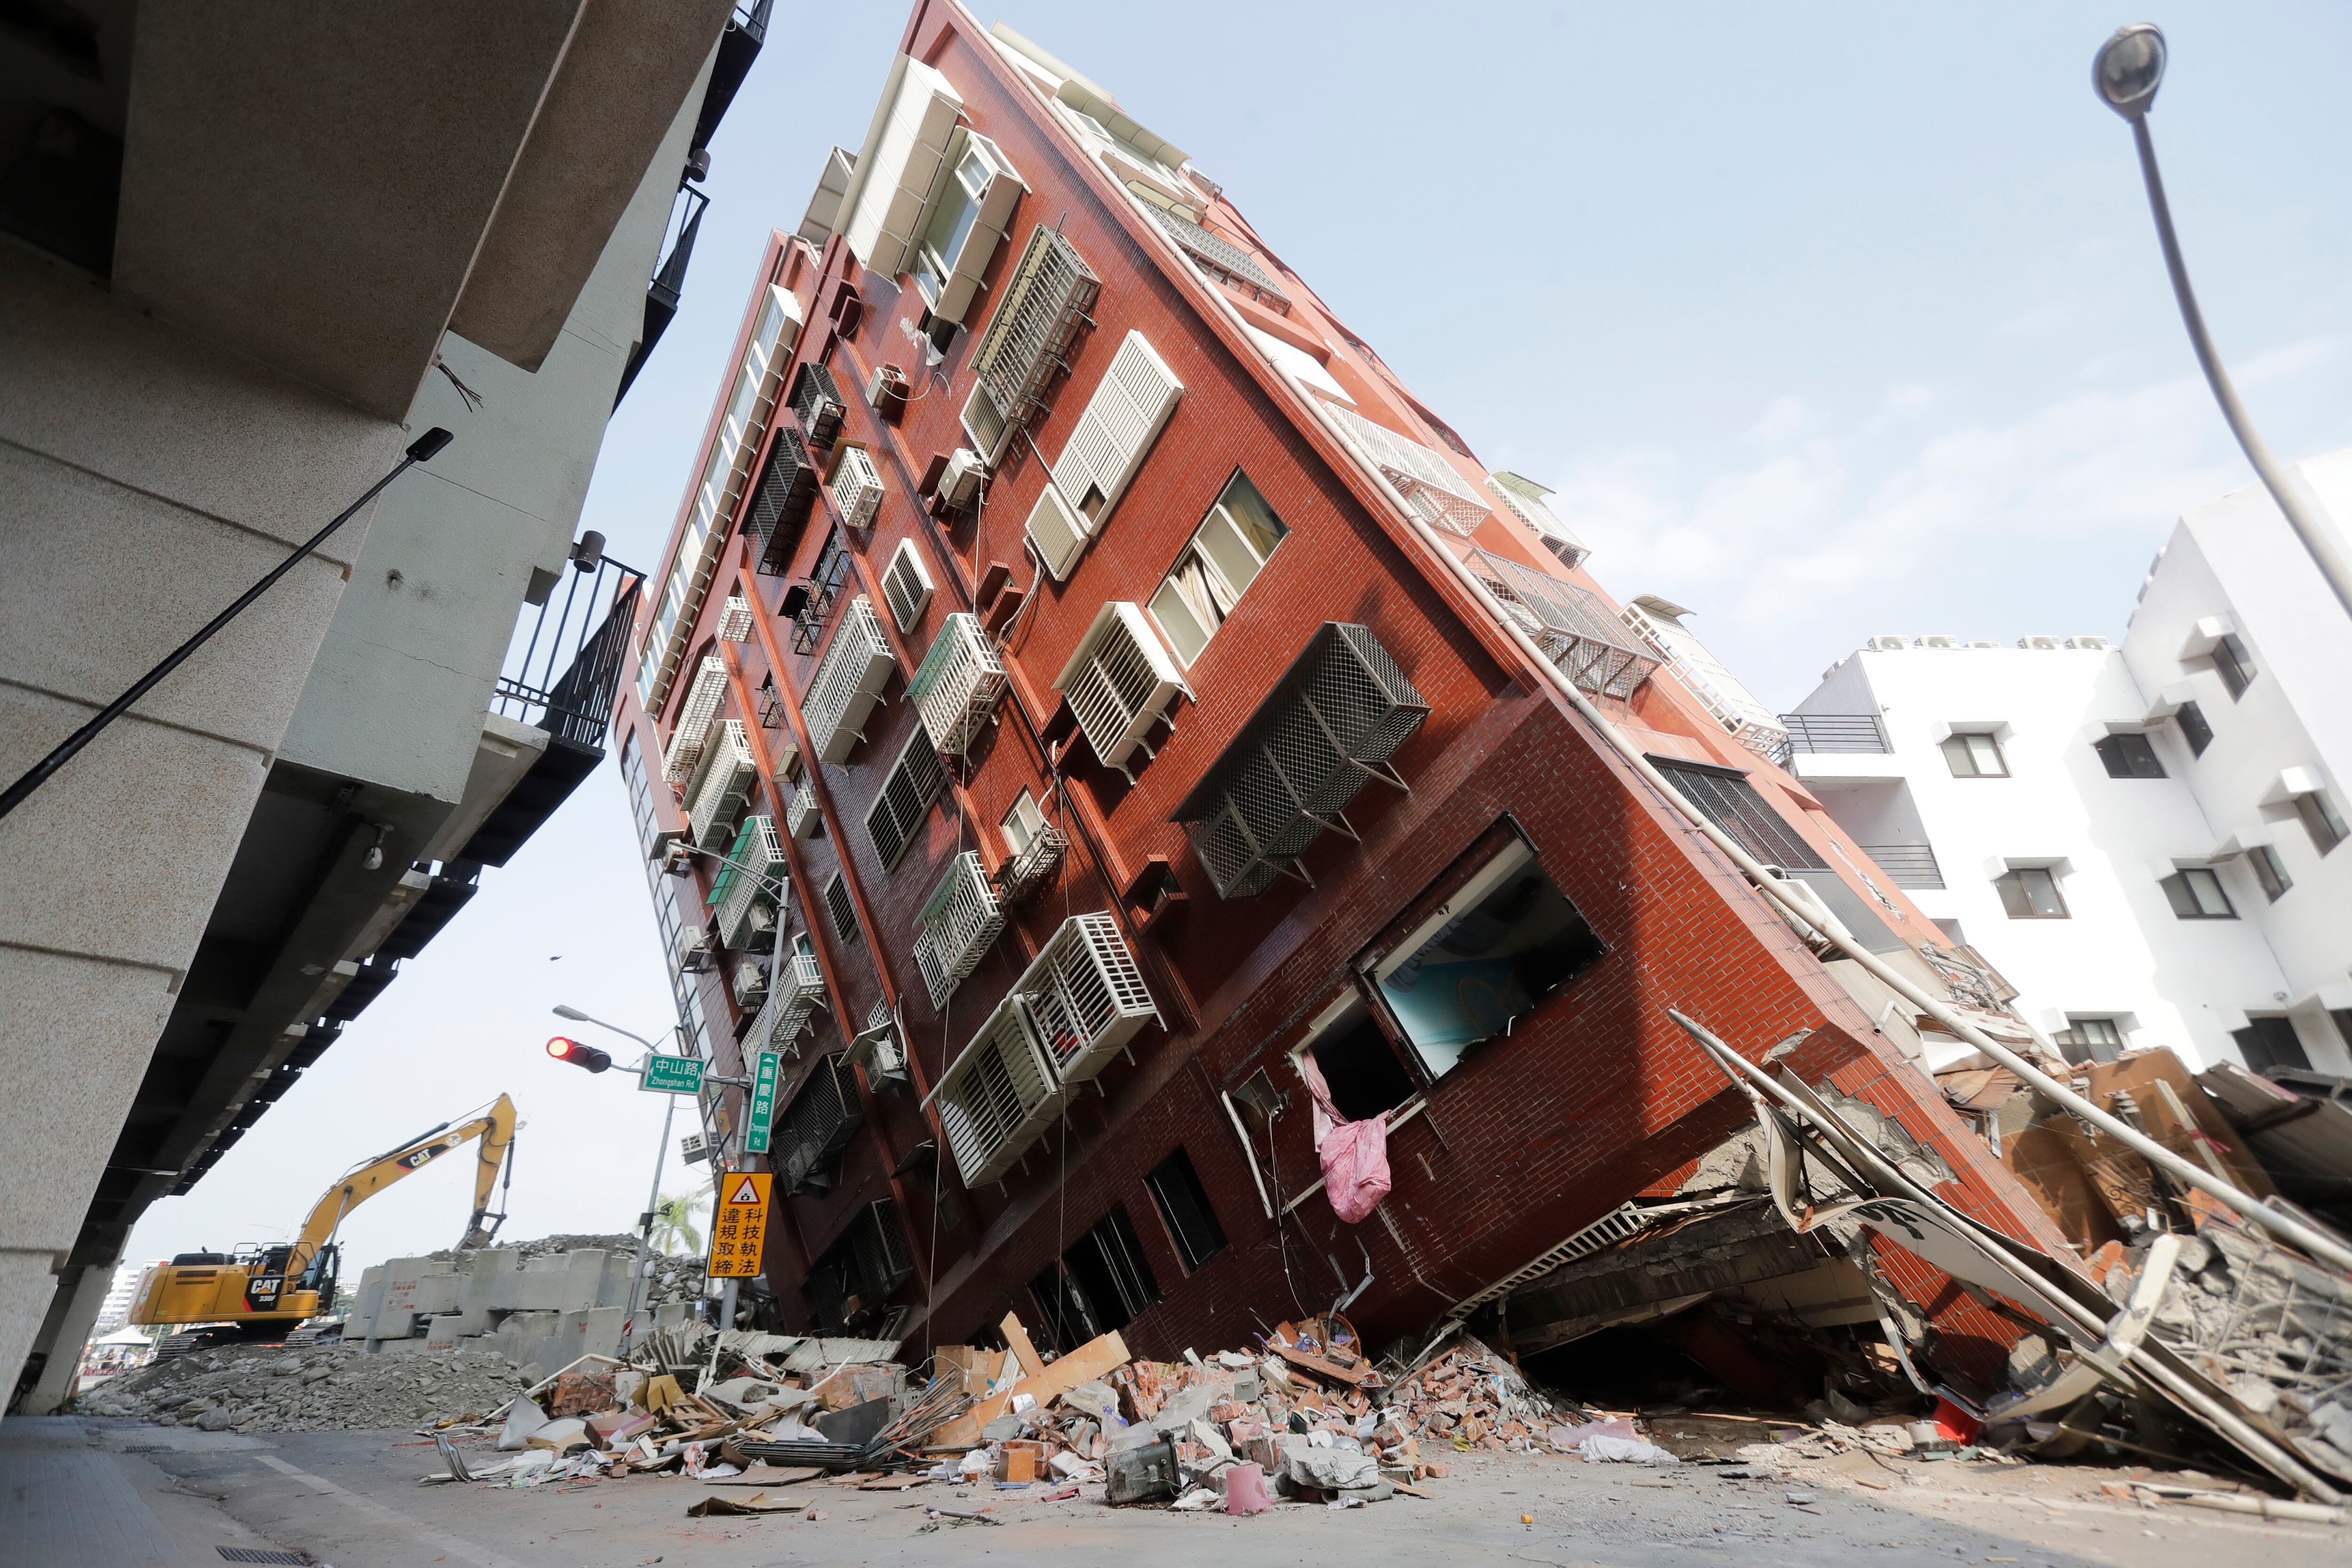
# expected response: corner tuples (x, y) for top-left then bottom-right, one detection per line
(1144, 471), (1289, 667)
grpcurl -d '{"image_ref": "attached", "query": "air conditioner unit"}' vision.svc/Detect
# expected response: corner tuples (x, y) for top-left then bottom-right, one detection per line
(1023, 481), (1088, 580)
(2066, 635), (2110, 651)
(659, 839), (697, 876)
(865, 362), (906, 408)
(1919, 634), (1960, 650)
(717, 595), (754, 642)
(1865, 635), (1910, 652)
(831, 446), (883, 530)
(680, 1132), (712, 1165)
(786, 780), (823, 840)
(2018, 635), (2063, 651)
(880, 538), (933, 632)
(674, 924), (713, 972)
(731, 959), (769, 1006)
(939, 448), (985, 509)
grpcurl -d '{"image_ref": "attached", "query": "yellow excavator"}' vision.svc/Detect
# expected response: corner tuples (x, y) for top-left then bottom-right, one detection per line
(129, 1094), (517, 1339)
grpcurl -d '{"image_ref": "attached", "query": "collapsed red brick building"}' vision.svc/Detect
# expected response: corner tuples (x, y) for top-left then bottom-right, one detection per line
(608, 2), (2077, 1400)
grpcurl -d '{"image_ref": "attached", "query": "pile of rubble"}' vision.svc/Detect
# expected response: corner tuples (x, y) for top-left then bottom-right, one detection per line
(79, 1342), (528, 1433)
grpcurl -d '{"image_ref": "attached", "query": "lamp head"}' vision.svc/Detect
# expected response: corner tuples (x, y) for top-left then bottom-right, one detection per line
(551, 1004), (590, 1021)
(2094, 24), (2166, 120)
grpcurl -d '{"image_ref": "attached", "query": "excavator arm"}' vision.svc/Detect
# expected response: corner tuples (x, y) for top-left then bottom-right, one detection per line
(285, 1093), (517, 1278)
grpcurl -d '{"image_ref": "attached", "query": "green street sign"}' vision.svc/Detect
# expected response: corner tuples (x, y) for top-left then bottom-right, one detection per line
(641, 1055), (705, 1095)
(743, 1051), (781, 1154)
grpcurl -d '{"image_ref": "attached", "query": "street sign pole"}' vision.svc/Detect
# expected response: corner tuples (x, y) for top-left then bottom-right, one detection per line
(640, 1055), (706, 1095)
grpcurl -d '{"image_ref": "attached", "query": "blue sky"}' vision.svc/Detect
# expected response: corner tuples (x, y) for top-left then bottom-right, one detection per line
(127, 4), (2352, 1276)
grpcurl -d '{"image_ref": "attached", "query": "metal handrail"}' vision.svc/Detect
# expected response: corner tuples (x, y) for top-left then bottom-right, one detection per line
(1776, 712), (1890, 755)
(494, 555), (644, 749)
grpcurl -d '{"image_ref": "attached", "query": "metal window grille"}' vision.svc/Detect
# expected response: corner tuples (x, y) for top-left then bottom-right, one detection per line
(717, 595), (753, 642)
(786, 779), (822, 840)
(935, 993), (1064, 1188)
(864, 730), (944, 870)
(831, 445), (883, 530)
(1461, 549), (1659, 700)
(790, 361), (843, 446)
(1326, 403), (1490, 517)
(761, 947), (827, 1046)
(748, 427), (818, 573)
(661, 655), (729, 783)
(775, 1053), (863, 1193)
(994, 820), (1067, 906)
(822, 873), (858, 944)
(709, 814), (784, 948)
(912, 851), (1004, 1009)
(1018, 912), (1158, 1086)
(969, 223), (1100, 434)
(803, 597), (894, 762)
(1775, 713), (1891, 754)
(1859, 843), (1944, 890)
(685, 719), (757, 848)
(1173, 623), (1430, 899)
(909, 612), (1007, 756)
(1651, 758), (1828, 871)
(1143, 206), (1288, 307)
(1054, 601), (1186, 780)
(880, 539), (933, 631)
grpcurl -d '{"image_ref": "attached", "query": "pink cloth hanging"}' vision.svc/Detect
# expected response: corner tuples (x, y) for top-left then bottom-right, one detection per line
(1294, 1052), (1392, 1225)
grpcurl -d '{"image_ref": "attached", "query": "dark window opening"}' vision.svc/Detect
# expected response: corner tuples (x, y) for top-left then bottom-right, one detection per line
(1030, 1205), (1159, 1350)
(1144, 1149), (1227, 1272)
(823, 875), (858, 944)
(2296, 791), (2347, 856)
(2095, 732), (2167, 779)
(2250, 845), (2293, 902)
(2175, 701), (2213, 756)
(1996, 867), (2068, 919)
(2212, 634), (2256, 700)
(1370, 843), (1606, 1077)
(1653, 757), (1828, 868)
(2056, 1017), (2125, 1066)
(2161, 867), (2235, 920)
(2235, 1016), (2311, 1075)
(1309, 1009), (1417, 1122)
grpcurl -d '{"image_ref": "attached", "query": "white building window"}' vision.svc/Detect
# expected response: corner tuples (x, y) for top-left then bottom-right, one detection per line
(1002, 790), (1046, 856)
(2296, 790), (2348, 856)
(2056, 1016), (2126, 1066)
(2212, 633), (2257, 699)
(2160, 867), (2236, 920)
(1146, 472), (1288, 666)
(1994, 866), (2066, 919)
(1943, 731), (2009, 778)
(2250, 844), (2294, 902)
(2093, 732), (2166, 779)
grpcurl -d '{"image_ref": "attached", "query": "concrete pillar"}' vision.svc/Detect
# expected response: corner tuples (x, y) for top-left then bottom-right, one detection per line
(16, 1261), (113, 1415)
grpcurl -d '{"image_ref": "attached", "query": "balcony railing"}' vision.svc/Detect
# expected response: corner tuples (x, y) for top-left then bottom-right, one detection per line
(1860, 843), (1945, 891)
(994, 822), (1067, 906)
(1776, 713), (1891, 756)
(494, 555), (644, 751)
(803, 597), (894, 762)
(1172, 622), (1430, 899)
(909, 612), (1007, 757)
(1460, 549), (1658, 700)
(789, 532), (854, 654)
(912, 851), (1005, 1009)
(709, 814), (784, 948)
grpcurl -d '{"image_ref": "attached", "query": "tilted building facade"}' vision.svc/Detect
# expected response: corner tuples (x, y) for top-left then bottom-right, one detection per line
(613, 3), (2074, 1385)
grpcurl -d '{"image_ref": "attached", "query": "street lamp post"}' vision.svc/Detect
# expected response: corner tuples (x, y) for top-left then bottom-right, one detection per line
(2094, 23), (2352, 619)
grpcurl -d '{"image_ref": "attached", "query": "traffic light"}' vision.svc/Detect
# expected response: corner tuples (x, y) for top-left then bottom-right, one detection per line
(545, 1036), (611, 1073)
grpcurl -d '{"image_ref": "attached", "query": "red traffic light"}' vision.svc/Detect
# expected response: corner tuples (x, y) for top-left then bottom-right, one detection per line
(545, 1036), (611, 1073)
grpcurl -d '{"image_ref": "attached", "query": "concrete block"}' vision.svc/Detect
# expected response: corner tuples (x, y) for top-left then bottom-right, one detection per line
(505, 1258), (576, 1312)
(346, 1268), (386, 1341)
(424, 1314), (463, 1352)
(457, 1250), (518, 1330)
(562, 1250), (611, 1312)
(595, 1250), (636, 1309)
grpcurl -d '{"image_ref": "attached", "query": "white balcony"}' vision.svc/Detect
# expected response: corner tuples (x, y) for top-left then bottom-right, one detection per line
(909, 612), (1007, 757)
(660, 654), (729, 784)
(685, 718), (757, 848)
(1054, 601), (1187, 781)
(911, 851), (1005, 1009)
(803, 597), (895, 764)
(933, 994), (1065, 1188)
(758, 948), (827, 1049)
(786, 780), (823, 840)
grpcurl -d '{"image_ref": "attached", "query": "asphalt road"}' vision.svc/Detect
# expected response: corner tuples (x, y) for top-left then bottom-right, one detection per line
(11, 1415), (2347, 1568)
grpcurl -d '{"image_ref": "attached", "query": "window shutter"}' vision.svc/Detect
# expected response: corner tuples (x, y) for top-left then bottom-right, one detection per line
(1049, 331), (1182, 524)
(864, 731), (945, 870)
(1023, 482), (1088, 581)
(881, 539), (934, 632)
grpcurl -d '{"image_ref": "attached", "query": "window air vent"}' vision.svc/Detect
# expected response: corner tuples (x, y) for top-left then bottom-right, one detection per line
(831, 446), (884, 530)
(790, 361), (844, 446)
(1171, 622), (1430, 899)
(1460, 549), (1659, 699)
(1049, 330), (1181, 529)
(803, 597), (895, 763)
(1053, 601), (1189, 781)
(661, 655), (730, 784)
(880, 539), (933, 632)
(909, 612), (1007, 757)
(747, 428), (818, 573)
(709, 814), (785, 949)
(685, 719), (758, 848)
(935, 994), (1065, 1188)
(912, 851), (1005, 1009)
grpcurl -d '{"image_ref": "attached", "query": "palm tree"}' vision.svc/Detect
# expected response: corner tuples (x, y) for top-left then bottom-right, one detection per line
(648, 1192), (704, 1256)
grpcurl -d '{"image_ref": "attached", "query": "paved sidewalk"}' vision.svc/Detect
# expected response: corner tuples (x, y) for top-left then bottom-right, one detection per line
(0, 1417), (183, 1567)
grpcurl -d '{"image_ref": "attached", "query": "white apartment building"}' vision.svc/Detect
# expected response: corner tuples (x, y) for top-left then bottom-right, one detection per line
(1786, 451), (2352, 1076)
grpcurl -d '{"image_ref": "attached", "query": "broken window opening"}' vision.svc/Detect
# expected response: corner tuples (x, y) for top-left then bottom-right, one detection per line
(1144, 1148), (1227, 1272)
(1367, 838), (1604, 1078)
(1030, 1203), (1160, 1351)
(1303, 995), (1418, 1123)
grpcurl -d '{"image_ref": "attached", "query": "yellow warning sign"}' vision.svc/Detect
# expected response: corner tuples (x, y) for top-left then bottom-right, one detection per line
(707, 1170), (772, 1278)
